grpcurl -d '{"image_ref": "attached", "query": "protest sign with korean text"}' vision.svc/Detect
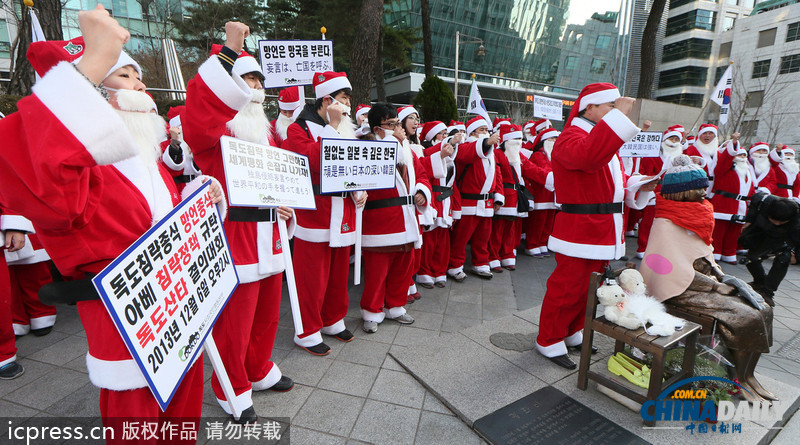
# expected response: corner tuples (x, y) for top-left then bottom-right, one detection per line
(257, 40), (334, 89)
(93, 182), (239, 411)
(320, 138), (398, 194)
(619, 131), (662, 158)
(533, 95), (563, 121)
(220, 136), (315, 210)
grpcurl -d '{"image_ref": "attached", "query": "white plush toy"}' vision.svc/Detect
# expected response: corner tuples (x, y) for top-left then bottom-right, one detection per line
(596, 269), (686, 336)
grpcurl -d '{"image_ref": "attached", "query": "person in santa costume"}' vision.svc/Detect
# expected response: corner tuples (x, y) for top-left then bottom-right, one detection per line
(448, 120), (466, 136)
(770, 145), (800, 200)
(521, 121), (536, 157)
(533, 118), (553, 134)
(183, 23), (297, 423)
(353, 104), (372, 138)
(749, 142), (777, 194)
(537, 83), (654, 369)
(493, 117), (511, 129)
(360, 103), (432, 332)
(685, 134), (696, 151)
(446, 121), (467, 222)
(709, 132), (753, 264)
(447, 116), (503, 281)
(6, 230), (56, 337)
(271, 86), (304, 146)
(0, 214), (31, 380)
(163, 106), (202, 192)
(1, 6), (226, 436)
(522, 128), (559, 257)
(282, 71), (367, 354)
(489, 124), (529, 271)
(685, 124), (719, 195)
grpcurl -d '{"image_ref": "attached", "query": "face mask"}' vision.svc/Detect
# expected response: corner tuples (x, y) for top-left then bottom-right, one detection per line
(330, 98), (351, 116)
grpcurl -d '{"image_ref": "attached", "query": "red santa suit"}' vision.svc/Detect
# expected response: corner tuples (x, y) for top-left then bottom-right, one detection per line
(448, 117), (504, 278)
(282, 72), (358, 350)
(1, 212), (34, 369)
(2, 47), (224, 430)
(770, 147), (800, 199)
(522, 128), (558, 256)
(162, 106), (202, 193)
(537, 83), (651, 360)
(684, 124), (719, 196)
(710, 141), (754, 263)
(361, 134), (431, 322)
(6, 231), (56, 336)
(748, 142), (777, 194)
(271, 86), (304, 147)
(183, 47), (292, 414)
(489, 125), (528, 270)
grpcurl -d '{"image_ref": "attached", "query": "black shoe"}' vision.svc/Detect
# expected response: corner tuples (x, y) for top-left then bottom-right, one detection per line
(299, 342), (331, 356)
(268, 376), (294, 392)
(0, 361), (24, 380)
(31, 326), (53, 337)
(546, 354), (577, 370)
(327, 329), (354, 342)
(233, 406), (258, 424)
(619, 256), (629, 261)
(568, 345), (598, 354)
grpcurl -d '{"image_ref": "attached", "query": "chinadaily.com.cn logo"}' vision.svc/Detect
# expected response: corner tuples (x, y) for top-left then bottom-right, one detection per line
(640, 376), (783, 435)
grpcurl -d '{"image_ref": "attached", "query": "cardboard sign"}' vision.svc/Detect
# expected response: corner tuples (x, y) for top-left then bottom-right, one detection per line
(257, 40), (334, 89)
(533, 95), (563, 121)
(93, 182), (239, 411)
(619, 131), (662, 158)
(319, 138), (398, 193)
(220, 136), (315, 209)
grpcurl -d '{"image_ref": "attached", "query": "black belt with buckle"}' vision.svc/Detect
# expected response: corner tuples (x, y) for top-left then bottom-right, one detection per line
(174, 175), (197, 184)
(39, 275), (99, 305)
(560, 202), (623, 215)
(365, 195), (414, 210)
(228, 208), (277, 222)
(778, 184), (793, 190)
(432, 185), (453, 201)
(713, 190), (750, 201)
(312, 184), (349, 198)
(503, 183), (524, 191)
(461, 193), (490, 201)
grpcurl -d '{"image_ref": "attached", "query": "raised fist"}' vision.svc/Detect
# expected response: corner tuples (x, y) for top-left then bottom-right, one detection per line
(614, 97), (636, 116)
(77, 5), (130, 84)
(224, 22), (250, 54)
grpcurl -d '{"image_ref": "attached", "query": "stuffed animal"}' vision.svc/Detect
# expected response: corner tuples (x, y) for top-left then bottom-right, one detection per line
(596, 283), (642, 330)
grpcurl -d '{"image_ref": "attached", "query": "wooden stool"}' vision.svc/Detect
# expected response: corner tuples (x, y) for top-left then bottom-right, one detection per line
(576, 272), (702, 426)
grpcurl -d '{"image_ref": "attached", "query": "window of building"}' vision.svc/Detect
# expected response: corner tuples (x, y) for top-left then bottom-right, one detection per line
(779, 54), (800, 74)
(757, 28), (777, 48)
(666, 10), (717, 36)
(715, 66), (727, 84)
(0, 19), (9, 59)
(787, 22), (800, 42)
(752, 59), (771, 78)
(656, 93), (705, 107)
(595, 35), (612, 50)
(669, 0), (694, 9)
(742, 0), (756, 7)
(718, 42), (732, 58)
(726, 0), (738, 4)
(590, 59), (607, 74)
(741, 120), (759, 136)
(564, 56), (578, 70)
(659, 66), (708, 88)
(662, 38), (714, 62)
(745, 90), (764, 108)
(722, 15), (736, 31)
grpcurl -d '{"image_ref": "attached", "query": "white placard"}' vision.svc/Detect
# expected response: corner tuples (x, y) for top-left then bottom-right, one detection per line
(320, 138), (398, 193)
(619, 131), (663, 158)
(93, 182), (239, 411)
(220, 136), (315, 209)
(533, 95), (563, 121)
(257, 40), (334, 89)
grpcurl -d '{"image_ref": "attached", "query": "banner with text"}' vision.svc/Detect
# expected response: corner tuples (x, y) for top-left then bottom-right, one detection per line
(619, 131), (662, 158)
(257, 40), (334, 89)
(320, 138), (398, 193)
(220, 136), (315, 209)
(533, 95), (563, 121)
(93, 182), (239, 411)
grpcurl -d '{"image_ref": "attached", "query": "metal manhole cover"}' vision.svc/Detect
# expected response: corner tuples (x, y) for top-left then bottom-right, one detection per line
(775, 331), (800, 363)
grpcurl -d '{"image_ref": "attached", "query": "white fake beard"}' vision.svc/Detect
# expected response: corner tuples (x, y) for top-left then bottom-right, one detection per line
(227, 89), (271, 145)
(733, 158), (750, 176)
(336, 119), (356, 139)
(543, 139), (555, 160)
(783, 159), (800, 176)
(661, 140), (682, 160)
(275, 112), (293, 140)
(504, 139), (522, 165)
(467, 135), (479, 143)
(694, 137), (718, 157)
(751, 156), (771, 176)
(397, 138), (414, 167)
(114, 90), (166, 165)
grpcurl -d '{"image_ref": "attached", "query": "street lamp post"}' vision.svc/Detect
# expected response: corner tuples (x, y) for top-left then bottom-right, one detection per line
(453, 31), (486, 106)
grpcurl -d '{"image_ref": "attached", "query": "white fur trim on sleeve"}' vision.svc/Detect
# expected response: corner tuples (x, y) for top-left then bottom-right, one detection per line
(197, 56), (252, 112)
(0, 215), (35, 233)
(183, 176), (228, 221)
(601, 109), (640, 143)
(428, 151), (446, 179)
(545, 172), (555, 192)
(493, 192), (505, 205)
(161, 146), (185, 171)
(770, 149), (783, 163)
(724, 140), (743, 157)
(475, 136), (492, 159)
(625, 175), (654, 210)
(32, 62), (138, 165)
(415, 183), (432, 214)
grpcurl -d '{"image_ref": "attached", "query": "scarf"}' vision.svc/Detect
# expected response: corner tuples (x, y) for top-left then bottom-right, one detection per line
(654, 194), (715, 245)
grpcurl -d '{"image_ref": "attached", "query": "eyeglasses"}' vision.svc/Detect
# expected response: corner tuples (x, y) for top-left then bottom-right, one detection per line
(408, 115), (420, 122)
(381, 121), (401, 129)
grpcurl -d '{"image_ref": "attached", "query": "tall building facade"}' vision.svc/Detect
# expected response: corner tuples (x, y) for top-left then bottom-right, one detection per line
(553, 11), (620, 92)
(618, 0), (669, 97)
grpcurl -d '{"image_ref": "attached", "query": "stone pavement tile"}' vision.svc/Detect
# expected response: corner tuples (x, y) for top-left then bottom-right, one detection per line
(289, 426), (347, 445)
(458, 314), (538, 349)
(764, 356), (800, 377)
(26, 335), (88, 366)
(773, 316), (800, 331)
(482, 294), (518, 310)
(771, 406), (800, 445)
(447, 286), (482, 305)
(337, 338), (391, 368)
(5, 368), (89, 411)
(444, 301), (483, 319)
(62, 355), (89, 374)
(440, 315), (482, 333)
(750, 365), (799, 387)
(513, 305), (542, 326)
(351, 320), (400, 344)
(269, 346), (292, 365)
(276, 349), (334, 387)
(746, 374), (800, 429)
(482, 305), (517, 321)
(414, 411), (482, 445)
(422, 392), (453, 416)
(773, 306), (800, 321)
(381, 355), (405, 374)
(49, 306), (85, 335)
(481, 285), (515, 302)
(390, 332), (546, 425)
(393, 326), (443, 348)
(14, 330), (70, 358)
(409, 294), (448, 315)
(772, 326), (796, 344)
(405, 310), (443, 332)
(0, 358), (57, 398)
(757, 357), (785, 372)
(252, 382), (314, 420)
(349, 400), (420, 445)
(44, 382), (101, 418)
(273, 327), (296, 351)
(0, 399), (40, 418)
(292, 389), (364, 436)
(345, 440), (372, 445)
(516, 297), (543, 311)
(318, 361), (380, 398)
(368, 369), (426, 409)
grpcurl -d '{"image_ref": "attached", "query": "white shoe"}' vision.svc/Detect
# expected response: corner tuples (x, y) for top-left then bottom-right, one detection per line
(363, 321), (378, 333)
(388, 313), (415, 324)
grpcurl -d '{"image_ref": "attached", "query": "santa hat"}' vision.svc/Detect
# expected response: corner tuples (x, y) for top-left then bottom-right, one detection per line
(421, 121), (447, 141)
(450, 120), (466, 132)
(466, 116), (489, 135)
(523, 120), (535, 134)
(698, 124), (718, 138)
(687, 135), (696, 143)
(662, 128), (683, 142)
(670, 124), (685, 135)
(398, 106), (418, 122)
(566, 83), (620, 126)
(210, 44), (262, 80)
(534, 118), (552, 133)
(493, 117), (511, 128)
(312, 71), (351, 99)
(28, 36), (141, 80)
(661, 155), (709, 194)
(783, 147), (796, 158)
(500, 124), (523, 142)
(532, 128), (560, 148)
(0, 112), (4, 119)
(167, 106), (185, 128)
(278, 86), (304, 111)
(748, 142), (769, 156)
(355, 104), (371, 118)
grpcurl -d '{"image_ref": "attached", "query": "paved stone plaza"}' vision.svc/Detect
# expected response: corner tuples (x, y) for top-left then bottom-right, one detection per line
(3, 237), (800, 444)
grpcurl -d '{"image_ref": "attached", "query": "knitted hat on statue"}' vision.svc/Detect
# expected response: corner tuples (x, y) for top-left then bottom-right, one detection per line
(661, 155), (709, 194)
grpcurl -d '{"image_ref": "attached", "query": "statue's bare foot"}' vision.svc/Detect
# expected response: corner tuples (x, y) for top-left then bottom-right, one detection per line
(747, 375), (779, 401)
(738, 381), (767, 404)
